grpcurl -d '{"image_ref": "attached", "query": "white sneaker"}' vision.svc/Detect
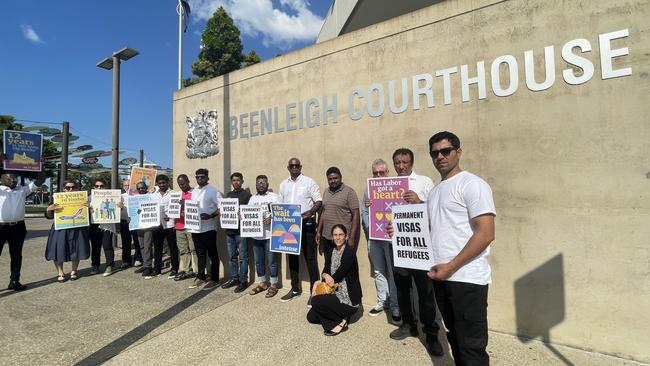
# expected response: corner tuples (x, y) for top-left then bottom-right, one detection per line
(368, 304), (385, 317)
(134, 260), (143, 267)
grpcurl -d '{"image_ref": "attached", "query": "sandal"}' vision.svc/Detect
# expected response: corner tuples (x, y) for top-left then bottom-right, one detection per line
(249, 283), (268, 295)
(69, 272), (78, 281)
(57, 275), (66, 283)
(265, 284), (279, 298)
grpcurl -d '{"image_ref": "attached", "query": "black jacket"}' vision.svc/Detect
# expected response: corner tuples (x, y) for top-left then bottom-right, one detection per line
(322, 245), (362, 306)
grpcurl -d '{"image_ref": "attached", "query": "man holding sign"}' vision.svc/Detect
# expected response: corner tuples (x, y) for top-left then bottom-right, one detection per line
(221, 172), (252, 293)
(426, 132), (496, 365)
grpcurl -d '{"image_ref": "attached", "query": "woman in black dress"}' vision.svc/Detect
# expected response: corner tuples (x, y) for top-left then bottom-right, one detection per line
(307, 224), (362, 336)
(44, 180), (90, 282)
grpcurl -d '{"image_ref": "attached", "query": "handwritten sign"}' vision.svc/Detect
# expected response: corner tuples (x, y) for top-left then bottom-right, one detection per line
(391, 203), (434, 271)
(138, 201), (160, 229)
(368, 177), (409, 241)
(184, 200), (200, 231)
(270, 204), (302, 255)
(240, 205), (263, 238)
(53, 191), (90, 230)
(167, 192), (182, 219)
(219, 198), (239, 230)
(3, 130), (43, 171)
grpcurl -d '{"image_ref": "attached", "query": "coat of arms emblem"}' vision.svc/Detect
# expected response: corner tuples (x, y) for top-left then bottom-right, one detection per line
(186, 109), (219, 159)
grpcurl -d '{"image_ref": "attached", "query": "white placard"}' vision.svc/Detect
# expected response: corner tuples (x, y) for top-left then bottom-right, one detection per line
(184, 200), (201, 232)
(391, 203), (435, 271)
(219, 198), (239, 230)
(239, 205), (263, 238)
(138, 201), (161, 229)
(167, 192), (182, 219)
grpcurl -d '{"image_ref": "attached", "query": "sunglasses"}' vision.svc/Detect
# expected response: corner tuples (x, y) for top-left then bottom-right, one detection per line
(429, 147), (457, 158)
(288, 164), (301, 168)
(94, 185), (105, 188)
(255, 182), (268, 186)
(63, 186), (75, 190)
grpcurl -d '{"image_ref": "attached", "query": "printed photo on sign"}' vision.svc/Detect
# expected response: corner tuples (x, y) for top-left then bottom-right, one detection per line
(270, 204), (302, 255)
(183, 200), (201, 232)
(3, 130), (43, 171)
(219, 198), (239, 230)
(90, 189), (121, 224)
(167, 192), (182, 219)
(239, 205), (263, 238)
(128, 166), (157, 195)
(391, 203), (435, 271)
(126, 194), (155, 231)
(368, 176), (409, 241)
(53, 191), (90, 230)
(138, 201), (161, 229)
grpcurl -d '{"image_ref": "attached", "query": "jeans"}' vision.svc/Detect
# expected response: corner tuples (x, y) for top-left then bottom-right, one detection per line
(368, 239), (399, 312)
(251, 238), (278, 284)
(226, 234), (248, 282)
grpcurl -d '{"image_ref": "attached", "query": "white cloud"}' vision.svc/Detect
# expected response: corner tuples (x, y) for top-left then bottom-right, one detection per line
(21, 24), (44, 44)
(188, 0), (325, 50)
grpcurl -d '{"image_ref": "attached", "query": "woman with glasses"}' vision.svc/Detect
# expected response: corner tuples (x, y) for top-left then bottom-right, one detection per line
(88, 179), (118, 276)
(44, 180), (90, 282)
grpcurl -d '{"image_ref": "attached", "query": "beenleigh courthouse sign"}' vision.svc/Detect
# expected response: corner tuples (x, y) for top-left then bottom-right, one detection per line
(227, 29), (632, 141)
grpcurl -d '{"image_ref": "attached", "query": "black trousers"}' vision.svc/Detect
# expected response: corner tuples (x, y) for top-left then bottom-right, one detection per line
(0, 221), (27, 281)
(288, 218), (319, 292)
(192, 230), (219, 281)
(307, 294), (357, 331)
(434, 281), (489, 366)
(393, 268), (439, 335)
(89, 224), (114, 267)
(153, 227), (179, 272)
(120, 219), (141, 264)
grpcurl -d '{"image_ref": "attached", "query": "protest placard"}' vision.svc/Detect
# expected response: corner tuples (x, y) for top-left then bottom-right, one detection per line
(138, 201), (161, 229)
(270, 204), (302, 255)
(219, 198), (239, 229)
(128, 167), (157, 194)
(3, 130), (43, 171)
(90, 189), (121, 224)
(167, 192), (182, 219)
(184, 200), (200, 231)
(390, 203), (435, 271)
(368, 176), (409, 241)
(239, 205), (263, 238)
(53, 191), (90, 230)
(126, 194), (156, 231)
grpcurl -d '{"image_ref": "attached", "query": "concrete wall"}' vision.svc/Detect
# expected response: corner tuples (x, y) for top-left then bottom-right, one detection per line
(173, 0), (650, 362)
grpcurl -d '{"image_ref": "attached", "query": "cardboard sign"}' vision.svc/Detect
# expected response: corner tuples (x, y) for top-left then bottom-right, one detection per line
(53, 191), (90, 230)
(90, 189), (121, 224)
(3, 130), (43, 171)
(368, 177), (409, 241)
(270, 204), (302, 255)
(128, 166), (157, 195)
(391, 203), (435, 271)
(138, 201), (161, 229)
(167, 192), (182, 219)
(219, 198), (239, 229)
(183, 200), (200, 231)
(240, 205), (263, 238)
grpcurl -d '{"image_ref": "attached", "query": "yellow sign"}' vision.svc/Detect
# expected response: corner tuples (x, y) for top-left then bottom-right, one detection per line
(53, 191), (90, 230)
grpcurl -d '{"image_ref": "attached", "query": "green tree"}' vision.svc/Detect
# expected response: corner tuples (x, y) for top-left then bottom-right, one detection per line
(191, 7), (244, 79)
(243, 50), (261, 66)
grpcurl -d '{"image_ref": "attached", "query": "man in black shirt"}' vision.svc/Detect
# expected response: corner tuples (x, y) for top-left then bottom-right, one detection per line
(221, 172), (252, 293)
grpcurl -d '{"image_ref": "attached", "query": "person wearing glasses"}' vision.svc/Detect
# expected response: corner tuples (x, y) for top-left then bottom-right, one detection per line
(388, 148), (443, 357)
(44, 180), (90, 282)
(361, 159), (401, 322)
(133, 181), (160, 280)
(0, 169), (46, 291)
(188, 168), (222, 289)
(278, 158), (322, 306)
(88, 179), (118, 277)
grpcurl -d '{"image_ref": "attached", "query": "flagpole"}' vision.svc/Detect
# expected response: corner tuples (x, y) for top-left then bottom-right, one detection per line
(177, 0), (183, 90)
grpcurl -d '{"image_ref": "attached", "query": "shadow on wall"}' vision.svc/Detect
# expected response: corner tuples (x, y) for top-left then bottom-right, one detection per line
(514, 254), (574, 366)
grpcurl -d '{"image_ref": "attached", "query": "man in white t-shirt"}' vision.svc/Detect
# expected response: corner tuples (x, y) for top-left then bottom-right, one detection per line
(426, 131), (496, 365)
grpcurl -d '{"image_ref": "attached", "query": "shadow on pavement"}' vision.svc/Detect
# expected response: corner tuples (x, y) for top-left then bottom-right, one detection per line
(73, 286), (218, 366)
(0, 276), (58, 299)
(26, 229), (51, 240)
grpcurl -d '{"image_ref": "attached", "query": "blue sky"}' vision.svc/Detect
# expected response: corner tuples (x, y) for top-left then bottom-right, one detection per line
(0, 0), (332, 169)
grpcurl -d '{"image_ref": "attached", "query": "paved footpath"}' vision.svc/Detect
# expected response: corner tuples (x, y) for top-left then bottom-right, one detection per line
(0, 218), (642, 365)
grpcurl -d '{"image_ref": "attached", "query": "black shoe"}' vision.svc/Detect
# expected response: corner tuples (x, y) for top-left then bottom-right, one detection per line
(426, 334), (444, 357)
(280, 290), (301, 303)
(134, 266), (146, 274)
(167, 270), (178, 279)
(389, 324), (419, 340)
(141, 267), (153, 277)
(234, 281), (249, 293)
(221, 278), (239, 289)
(324, 320), (348, 336)
(391, 313), (402, 323)
(7, 280), (26, 291)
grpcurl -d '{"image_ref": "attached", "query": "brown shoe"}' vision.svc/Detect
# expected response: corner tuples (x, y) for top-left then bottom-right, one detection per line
(265, 284), (279, 298)
(189, 278), (207, 289)
(249, 282), (269, 295)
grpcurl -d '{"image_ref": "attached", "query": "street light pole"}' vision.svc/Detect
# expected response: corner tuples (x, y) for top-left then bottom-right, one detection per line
(97, 47), (139, 190)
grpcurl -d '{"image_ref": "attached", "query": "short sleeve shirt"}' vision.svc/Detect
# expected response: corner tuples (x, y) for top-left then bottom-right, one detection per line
(320, 184), (359, 240)
(247, 191), (280, 240)
(190, 184), (222, 233)
(408, 171), (435, 202)
(278, 174), (322, 215)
